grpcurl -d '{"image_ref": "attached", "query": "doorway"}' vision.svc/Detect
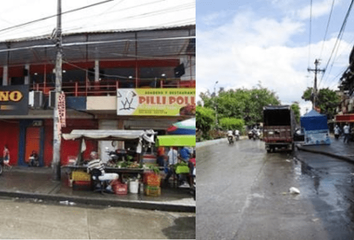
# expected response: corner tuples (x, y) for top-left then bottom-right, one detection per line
(25, 127), (40, 166)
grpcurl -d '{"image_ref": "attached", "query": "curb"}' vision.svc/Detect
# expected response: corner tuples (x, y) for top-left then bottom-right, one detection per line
(0, 191), (195, 213)
(296, 144), (354, 164)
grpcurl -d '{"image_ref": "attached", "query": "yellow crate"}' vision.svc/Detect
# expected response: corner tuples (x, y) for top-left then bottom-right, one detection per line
(71, 171), (91, 181)
(145, 186), (161, 197)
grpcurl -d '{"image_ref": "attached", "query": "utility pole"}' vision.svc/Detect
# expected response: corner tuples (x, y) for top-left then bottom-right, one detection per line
(308, 59), (325, 110)
(214, 81), (218, 127)
(53, 0), (62, 181)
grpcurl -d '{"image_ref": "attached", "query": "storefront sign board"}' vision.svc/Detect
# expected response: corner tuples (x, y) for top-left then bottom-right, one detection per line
(117, 88), (195, 116)
(0, 85), (29, 115)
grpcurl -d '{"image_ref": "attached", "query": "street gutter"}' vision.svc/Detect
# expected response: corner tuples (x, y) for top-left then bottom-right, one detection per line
(296, 144), (354, 165)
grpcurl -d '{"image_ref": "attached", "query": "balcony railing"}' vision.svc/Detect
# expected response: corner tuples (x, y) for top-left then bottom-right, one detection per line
(30, 79), (195, 97)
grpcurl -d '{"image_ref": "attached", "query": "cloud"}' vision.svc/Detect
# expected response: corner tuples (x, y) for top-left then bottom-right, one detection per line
(197, 8), (351, 116)
(294, 0), (340, 20)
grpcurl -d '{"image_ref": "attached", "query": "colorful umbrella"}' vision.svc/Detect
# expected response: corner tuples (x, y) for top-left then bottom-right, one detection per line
(167, 118), (196, 135)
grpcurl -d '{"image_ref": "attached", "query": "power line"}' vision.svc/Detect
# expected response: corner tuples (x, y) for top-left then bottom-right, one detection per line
(0, 0), (114, 34)
(308, 0), (313, 68)
(321, 0), (354, 85)
(319, 0), (335, 59)
(0, 35), (195, 54)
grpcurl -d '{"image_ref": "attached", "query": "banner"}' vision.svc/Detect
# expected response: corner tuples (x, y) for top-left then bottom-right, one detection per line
(304, 129), (331, 145)
(0, 85), (29, 115)
(58, 92), (66, 127)
(117, 88), (195, 116)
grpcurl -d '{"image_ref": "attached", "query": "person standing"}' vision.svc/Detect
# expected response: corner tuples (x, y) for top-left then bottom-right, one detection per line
(343, 123), (350, 144)
(334, 125), (340, 140)
(179, 146), (191, 163)
(164, 147), (178, 185)
(156, 146), (165, 167)
(3, 145), (11, 169)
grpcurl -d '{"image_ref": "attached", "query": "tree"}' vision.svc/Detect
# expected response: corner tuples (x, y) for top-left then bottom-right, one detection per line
(290, 102), (301, 124)
(219, 117), (244, 131)
(196, 105), (215, 139)
(199, 83), (280, 127)
(302, 87), (340, 118)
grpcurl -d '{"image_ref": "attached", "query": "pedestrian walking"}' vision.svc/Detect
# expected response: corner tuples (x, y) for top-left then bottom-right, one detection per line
(334, 125), (341, 140)
(343, 123), (350, 144)
(3, 145), (12, 169)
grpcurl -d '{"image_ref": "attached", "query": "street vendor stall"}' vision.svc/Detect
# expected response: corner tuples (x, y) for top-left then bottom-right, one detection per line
(61, 129), (156, 194)
(62, 129), (156, 164)
(155, 134), (196, 199)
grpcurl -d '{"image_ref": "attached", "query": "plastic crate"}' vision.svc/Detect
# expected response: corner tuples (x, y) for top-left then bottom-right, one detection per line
(71, 171), (91, 181)
(145, 185), (161, 196)
(73, 180), (91, 191)
(112, 181), (128, 195)
(144, 172), (161, 186)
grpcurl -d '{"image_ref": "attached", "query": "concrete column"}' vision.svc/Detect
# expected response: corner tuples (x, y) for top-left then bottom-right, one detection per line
(95, 60), (99, 82)
(24, 64), (30, 85)
(98, 120), (119, 163)
(2, 65), (8, 86)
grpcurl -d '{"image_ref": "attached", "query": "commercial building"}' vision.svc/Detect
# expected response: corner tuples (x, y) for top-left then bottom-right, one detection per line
(0, 25), (195, 167)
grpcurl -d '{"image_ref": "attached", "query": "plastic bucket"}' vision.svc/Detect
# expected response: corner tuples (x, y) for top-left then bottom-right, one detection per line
(129, 181), (139, 194)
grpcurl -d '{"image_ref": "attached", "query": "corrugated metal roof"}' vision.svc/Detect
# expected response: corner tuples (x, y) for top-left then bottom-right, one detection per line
(0, 25), (195, 66)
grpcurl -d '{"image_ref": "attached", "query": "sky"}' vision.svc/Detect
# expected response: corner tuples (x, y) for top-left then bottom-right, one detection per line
(0, 0), (195, 41)
(197, 0), (354, 115)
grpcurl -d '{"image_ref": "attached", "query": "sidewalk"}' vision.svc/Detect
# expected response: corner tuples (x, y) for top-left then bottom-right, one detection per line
(0, 167), (195, 212)
(296, 135), (354, 164)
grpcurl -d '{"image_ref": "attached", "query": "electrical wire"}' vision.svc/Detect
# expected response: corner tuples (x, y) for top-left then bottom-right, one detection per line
(308, 0), (313, 69)
(0, 1), (194, 42)
(319, 0), (335, 59)
(321, 0), (354, 85)
(0, 0), (114, 34)
(0, 35), (195, 54)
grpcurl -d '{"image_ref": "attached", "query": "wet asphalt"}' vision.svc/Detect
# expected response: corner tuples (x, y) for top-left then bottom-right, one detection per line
(196, 137), (354, 240)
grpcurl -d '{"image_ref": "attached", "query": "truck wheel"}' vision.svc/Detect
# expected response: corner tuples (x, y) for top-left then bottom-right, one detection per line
(267, 149), (271, 153)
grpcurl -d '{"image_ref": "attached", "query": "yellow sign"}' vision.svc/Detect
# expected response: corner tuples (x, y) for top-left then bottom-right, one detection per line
(117, 88), (195, 116)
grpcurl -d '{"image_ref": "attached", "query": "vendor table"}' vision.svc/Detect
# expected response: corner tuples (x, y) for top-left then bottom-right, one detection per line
(62, 165), (144, 183)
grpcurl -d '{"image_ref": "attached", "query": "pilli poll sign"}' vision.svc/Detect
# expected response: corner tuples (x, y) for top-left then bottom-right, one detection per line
(117, 88), (195, 116)
(0, 85), (29, 115)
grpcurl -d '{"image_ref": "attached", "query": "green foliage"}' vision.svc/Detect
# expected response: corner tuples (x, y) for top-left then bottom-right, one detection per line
(302, 87), (340, 118)
(198, 83), (280, 127)
(196, 105), (215, 139)
(290, 102), (301, 124)
(219, 117), (244, 130)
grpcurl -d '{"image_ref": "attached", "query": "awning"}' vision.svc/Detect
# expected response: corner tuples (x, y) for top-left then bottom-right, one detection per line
(335, 114), (354, 123)
(62, 129), (155, 142)
(155, 135), (195, 147)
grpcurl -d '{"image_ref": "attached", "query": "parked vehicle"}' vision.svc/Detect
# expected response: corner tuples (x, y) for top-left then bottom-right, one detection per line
(293, 127), (305, 142)
(263, 105), (295, 153)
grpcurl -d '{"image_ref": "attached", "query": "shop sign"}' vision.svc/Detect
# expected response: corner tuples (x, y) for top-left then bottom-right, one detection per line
(117, 88), (195, 116)
(58, 92), (66, 127)
(32, 120), (43, 127)
(0, 85), (28, 115)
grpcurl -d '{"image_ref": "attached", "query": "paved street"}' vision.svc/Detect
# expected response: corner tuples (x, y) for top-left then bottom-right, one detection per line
(0, 197), (195, 239)
(197, 138), (354, 240)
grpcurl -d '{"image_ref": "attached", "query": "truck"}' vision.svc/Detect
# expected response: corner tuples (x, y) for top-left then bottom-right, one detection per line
(262, 105), (295, 153)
